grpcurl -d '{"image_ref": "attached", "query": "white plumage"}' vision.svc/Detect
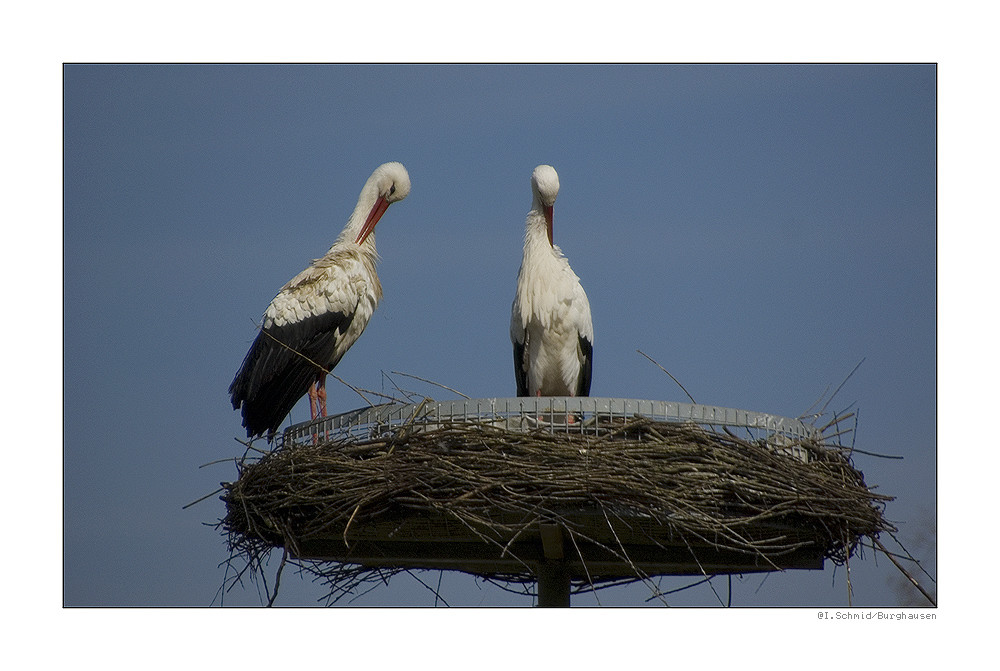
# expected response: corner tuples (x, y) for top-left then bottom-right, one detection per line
(510, 165), (594, 397)
(230, 161), (411, 438)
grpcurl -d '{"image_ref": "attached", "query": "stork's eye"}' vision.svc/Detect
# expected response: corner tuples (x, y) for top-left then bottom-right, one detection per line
(389, 185), (396, 196)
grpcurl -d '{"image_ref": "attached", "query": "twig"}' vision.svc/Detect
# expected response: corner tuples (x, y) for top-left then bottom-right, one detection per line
(845, 540), (852, 607)
(258, 321), (329, 376)
(232, 436), (271, 456)
(636, 349), (696, 404)
(182, 487), (224, 510)
(390, 371), (471, 399)
(838, 447), (903, 460)
(329, 373), (378, 407)
(884, 529), (937, 585)
(267, 547), (288, 607)
(799, 383), (832, 422)
(820, 358), (866, 417)
(402, 569), (452, 607)
(872, 536), (936, 606)
(382, 371), (421, 403)
(343, 504), (362, 547)
(566, 528), (601, 607)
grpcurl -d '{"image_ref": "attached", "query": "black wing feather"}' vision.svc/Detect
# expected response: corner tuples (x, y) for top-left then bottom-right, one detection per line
(229, 310), (351, 438)
(513, 336), (529, 397)
(577, 334), (593, 397)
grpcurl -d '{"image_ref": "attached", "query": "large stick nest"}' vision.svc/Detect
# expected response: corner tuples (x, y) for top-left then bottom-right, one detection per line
(219, 410), (894, 602)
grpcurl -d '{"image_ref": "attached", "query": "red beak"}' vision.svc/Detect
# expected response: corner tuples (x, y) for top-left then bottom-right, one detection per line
(355, 195), (391, 245)
(543, 204), (554, 246)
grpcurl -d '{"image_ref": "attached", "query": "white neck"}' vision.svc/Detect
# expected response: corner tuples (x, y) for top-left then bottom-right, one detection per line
(334, 179), (383, 249)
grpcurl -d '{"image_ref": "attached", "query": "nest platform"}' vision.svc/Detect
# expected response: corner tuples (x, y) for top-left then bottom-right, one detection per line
(220, 397), (893, 605)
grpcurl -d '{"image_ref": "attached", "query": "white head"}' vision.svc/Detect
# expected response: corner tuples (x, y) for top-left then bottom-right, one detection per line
(355, 161), (411, 245)
(531, 164), (559, 246)
(531, 164), (559, 207)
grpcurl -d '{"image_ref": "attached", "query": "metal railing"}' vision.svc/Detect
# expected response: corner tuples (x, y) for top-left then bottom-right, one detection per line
(281, 397), (821, 454)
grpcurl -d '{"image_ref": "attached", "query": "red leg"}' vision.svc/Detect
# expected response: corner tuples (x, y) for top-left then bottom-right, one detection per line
(308, 382), (319, 419)
(318, 376), (328, 417)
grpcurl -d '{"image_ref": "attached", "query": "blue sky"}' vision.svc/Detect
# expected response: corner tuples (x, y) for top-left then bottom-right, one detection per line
(61, 63), (937, 609)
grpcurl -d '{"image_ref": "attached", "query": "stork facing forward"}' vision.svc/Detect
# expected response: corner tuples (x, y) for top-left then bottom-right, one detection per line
(510, 164), (593, 398)
(229, 161), (411, 439)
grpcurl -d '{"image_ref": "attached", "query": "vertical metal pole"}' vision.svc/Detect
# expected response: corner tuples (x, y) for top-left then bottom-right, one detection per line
(537, 523), (570, 606)
(536, 560), (571, 607)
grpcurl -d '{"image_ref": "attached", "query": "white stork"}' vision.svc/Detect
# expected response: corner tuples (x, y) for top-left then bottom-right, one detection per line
(229, 161), (411, 439)
(510, 164), (594, 397)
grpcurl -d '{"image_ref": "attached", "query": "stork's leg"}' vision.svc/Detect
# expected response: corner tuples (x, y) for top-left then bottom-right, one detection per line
(307, 382), (320, 444)
(313, 375), (330, 442)
(308, 382), (320, 420)
(317, 375), (328, 417)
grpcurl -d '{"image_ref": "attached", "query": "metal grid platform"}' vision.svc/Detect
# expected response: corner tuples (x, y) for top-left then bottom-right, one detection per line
(281, 397), (821, 457)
